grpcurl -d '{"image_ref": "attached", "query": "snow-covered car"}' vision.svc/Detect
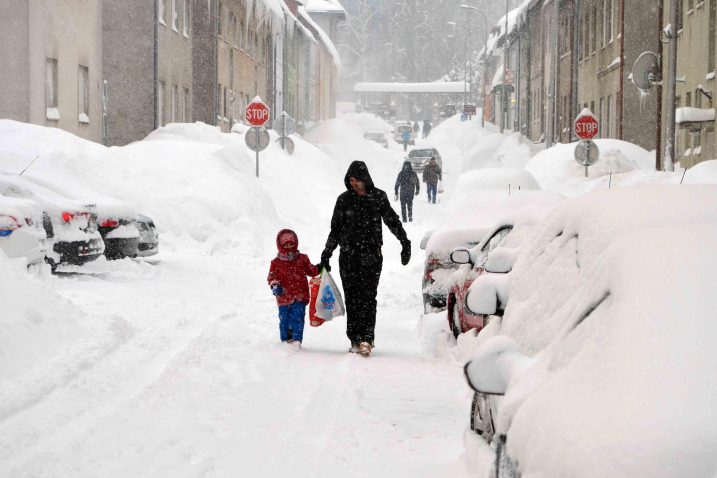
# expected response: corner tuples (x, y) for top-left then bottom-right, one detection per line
(0, 195), (46, 266)
(0, 174), (104, 270)
(446, 222), (524, 338)
(406, 148), (442, 172)
(19, 174), (139, 260)
(463, 185), (717, 477)
(363, 131), (389, 148)
(421, 187), (558, 314)
(135, 213), (159, 257)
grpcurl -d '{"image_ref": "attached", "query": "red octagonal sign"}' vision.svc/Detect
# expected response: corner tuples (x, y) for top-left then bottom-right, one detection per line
(574, 109), (599, 140)
(245, 98), (270, 126)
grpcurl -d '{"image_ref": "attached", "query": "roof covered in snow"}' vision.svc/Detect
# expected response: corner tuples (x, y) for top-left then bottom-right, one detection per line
(304, 0), (346, 16)
(353, 82), (470, 94)
(298, 6), (342, 69)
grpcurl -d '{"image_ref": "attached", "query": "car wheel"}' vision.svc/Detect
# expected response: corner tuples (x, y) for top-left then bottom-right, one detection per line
(470, 392), (495, 443)
(45, 257), (58, 274)
(448, 296), (461, 338)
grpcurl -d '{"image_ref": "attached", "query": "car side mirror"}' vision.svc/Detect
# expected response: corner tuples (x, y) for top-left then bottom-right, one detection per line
(450, 248), (472, 264)
(484, 247), (518, 274)
(463, 336), (531, 395)
(465, 274), (510, 316)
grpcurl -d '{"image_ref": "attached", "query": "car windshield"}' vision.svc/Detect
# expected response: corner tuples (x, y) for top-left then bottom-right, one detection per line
(409, 149), (436, 158)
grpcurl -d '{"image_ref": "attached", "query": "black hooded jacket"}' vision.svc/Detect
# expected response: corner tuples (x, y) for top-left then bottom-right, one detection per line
(324, 161), (408, 255)
(395, 161), (420, 199)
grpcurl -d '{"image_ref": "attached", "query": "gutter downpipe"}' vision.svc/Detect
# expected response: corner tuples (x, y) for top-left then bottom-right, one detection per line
(214, 0), (219, 125)
(153, 0), (159, 129)
(656, 0), (664, 170)
(618, 0), (626, 140)
(571, 0), (580, 141)
(664, 0), (678, 172)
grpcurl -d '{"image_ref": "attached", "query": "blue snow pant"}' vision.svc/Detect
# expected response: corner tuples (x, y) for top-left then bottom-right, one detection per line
(427, 182), (438, 203)
(278, 301), (306, 342)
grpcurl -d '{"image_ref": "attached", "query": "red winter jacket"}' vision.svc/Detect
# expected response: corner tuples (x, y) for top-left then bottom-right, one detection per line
(267, 229), (319, 306)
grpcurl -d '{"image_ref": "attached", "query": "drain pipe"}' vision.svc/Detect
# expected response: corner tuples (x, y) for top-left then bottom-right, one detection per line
(153, 0), (159, 129)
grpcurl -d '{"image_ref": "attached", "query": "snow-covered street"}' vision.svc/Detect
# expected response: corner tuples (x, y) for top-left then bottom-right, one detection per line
(0, 117), (475, 477)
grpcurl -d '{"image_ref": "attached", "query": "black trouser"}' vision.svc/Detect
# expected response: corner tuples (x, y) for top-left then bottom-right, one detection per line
(339, 248), (383, 346)
(399, 195), (414, 222)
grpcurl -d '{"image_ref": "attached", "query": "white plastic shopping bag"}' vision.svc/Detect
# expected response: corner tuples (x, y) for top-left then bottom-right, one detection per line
(314, 270), (346, 321)
(437, 180), (444, 193)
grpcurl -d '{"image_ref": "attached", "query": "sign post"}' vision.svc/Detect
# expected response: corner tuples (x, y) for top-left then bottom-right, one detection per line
(574, 109), (600, 178)
(245, 96), (270, 178)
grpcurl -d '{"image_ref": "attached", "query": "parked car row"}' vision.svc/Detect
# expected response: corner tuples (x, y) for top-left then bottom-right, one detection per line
(0, 173), (158, 271)
(461, 185), (717, 477)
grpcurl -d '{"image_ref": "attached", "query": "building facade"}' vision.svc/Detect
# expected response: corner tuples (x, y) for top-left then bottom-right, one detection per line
(662, 0), (717, 167)
(0, 0), (343, 146)
(0, 0), (103, 142)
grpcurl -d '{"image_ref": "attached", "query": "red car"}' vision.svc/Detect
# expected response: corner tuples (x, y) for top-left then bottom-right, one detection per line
(446, 224), (516, 338)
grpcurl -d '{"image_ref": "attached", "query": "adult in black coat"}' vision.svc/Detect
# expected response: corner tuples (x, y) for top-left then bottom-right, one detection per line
(320, 161), (411, 355)
(394, 161), (420, 222)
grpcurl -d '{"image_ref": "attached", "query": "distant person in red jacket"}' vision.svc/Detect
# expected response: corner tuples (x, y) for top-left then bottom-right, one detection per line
(267, 229), (319, 348)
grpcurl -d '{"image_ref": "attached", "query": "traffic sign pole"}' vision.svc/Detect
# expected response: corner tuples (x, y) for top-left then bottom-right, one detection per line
(255, 127), (260, 178)
(244, 97), (270, 178)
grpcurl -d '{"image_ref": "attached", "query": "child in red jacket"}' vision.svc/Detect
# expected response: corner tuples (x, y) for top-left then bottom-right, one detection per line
(267, 229), (319, 347)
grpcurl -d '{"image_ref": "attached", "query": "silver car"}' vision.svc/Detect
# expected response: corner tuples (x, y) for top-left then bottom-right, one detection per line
(406, 148), (442, 172)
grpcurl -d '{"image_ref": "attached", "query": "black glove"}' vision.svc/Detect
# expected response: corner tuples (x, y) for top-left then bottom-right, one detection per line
(320, 249), (332, 272)
(400, 239), (411, 266)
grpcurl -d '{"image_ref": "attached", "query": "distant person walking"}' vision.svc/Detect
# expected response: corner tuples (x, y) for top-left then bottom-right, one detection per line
(394, 161), (420, 223)
(422, 120), (432, 139)
(413, 121), (420, 135)
(320, 161), (411, 357)
(422, 157), (442, 204)
(401, 129), (411, 152)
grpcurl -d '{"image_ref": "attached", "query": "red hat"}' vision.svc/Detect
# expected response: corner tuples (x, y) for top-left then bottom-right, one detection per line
(276, 229), (299, 251)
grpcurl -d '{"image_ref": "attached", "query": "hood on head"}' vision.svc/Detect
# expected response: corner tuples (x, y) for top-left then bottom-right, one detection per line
(402, 161), (413, 172)
(276, 228), (299, 253)
(344, 161), (375, 191)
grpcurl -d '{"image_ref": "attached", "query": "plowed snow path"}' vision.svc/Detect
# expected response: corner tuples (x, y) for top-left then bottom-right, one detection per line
(1, 184), (472, 478)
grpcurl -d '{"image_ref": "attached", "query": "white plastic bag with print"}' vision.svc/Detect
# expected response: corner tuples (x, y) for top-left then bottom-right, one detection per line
(314, 270), (346, 321)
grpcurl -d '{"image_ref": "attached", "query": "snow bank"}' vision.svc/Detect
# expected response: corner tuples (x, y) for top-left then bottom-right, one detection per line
(524, 139), (655, 195)
(0, 253), (129, 422)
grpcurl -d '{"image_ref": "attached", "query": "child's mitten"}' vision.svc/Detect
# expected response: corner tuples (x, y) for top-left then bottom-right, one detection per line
(271, 284), (284, 296)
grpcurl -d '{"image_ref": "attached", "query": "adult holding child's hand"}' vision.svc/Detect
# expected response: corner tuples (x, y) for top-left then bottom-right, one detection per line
(320, 161), (410, 357)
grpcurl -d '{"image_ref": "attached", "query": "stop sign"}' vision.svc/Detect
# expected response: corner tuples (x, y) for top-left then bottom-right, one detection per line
(574, 110), (599, 140)
(245, 98), (270, 126)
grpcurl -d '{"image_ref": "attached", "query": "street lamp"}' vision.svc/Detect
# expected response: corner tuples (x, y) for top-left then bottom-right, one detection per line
(458, 4), (489, 128)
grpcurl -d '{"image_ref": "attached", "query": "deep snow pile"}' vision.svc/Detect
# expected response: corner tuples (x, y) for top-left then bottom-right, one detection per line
(524, 139), (656, 195)
(425, 114), (540, 175)
(0, 252), (128, 423)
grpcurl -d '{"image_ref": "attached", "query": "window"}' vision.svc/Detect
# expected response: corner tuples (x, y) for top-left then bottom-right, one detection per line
(696, 89), (703, 108)
(218, 2), (224, 37)
(158, 80), (165, 126)
(583, 11), (590, 59)
(237, 16), (243, 49)
(606, 94), (612, 137)
(228, 12), (235, 45)
(597, 0), (604, 48)
(686, 91), (692, 107)
(158, 0), (166, 25)
(677, 0), (684, 31)
(599, 97), (605, 137)
(172, 0), (178, 30)
(183, 0), (190, 36)
(605, 0), (613, 43)
(171, 84), (178, 122)
(591, 4), (598, 53)
(46, 58), (58, 110)
(687, 0), (694, 10)
(223, 86), (228, 119)
(78, 65), (89, 123)
(183, 87), (190, 122)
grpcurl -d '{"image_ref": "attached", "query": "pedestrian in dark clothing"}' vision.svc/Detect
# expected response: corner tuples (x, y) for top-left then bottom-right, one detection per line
(422, 120), (432, 138)
(320, 161), (411, 357)
(413, 121), (420, 135)
(394, 161), (420, 222)
(422, 157), (442, 204)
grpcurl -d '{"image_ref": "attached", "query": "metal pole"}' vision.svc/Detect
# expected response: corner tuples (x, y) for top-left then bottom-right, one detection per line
(502, 0), (509, 133)
(255, 128), (260, 178)
(664, 0), (678, 172)
(482, 24), (488, 128)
